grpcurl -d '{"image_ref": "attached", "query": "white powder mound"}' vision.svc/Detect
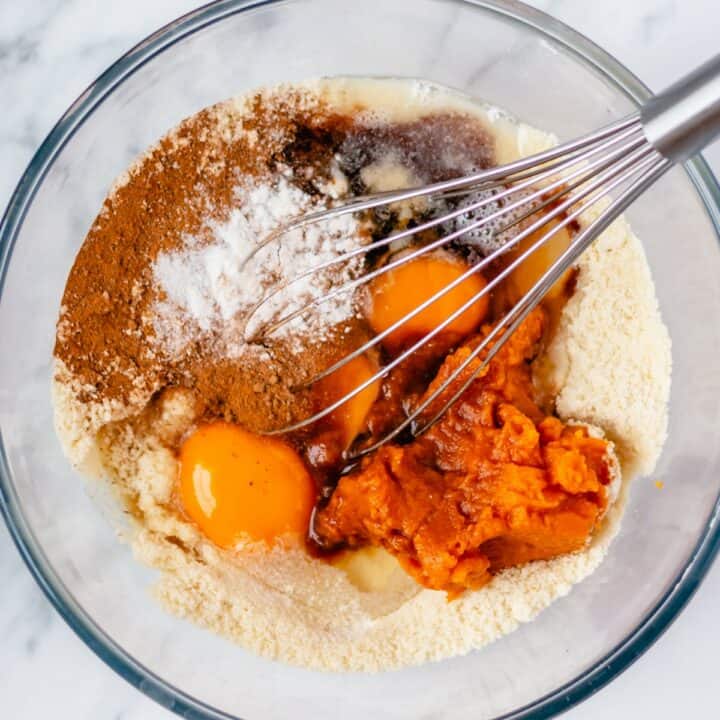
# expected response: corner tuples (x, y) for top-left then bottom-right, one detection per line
(152, 176), (364, 358)
(52, 77), (672, 673)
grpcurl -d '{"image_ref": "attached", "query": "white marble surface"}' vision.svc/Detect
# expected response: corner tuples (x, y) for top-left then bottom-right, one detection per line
(1, 0), (720, 718)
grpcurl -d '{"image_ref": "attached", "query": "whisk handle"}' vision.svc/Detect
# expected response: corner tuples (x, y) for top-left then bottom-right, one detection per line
(641, 53), (720, 163)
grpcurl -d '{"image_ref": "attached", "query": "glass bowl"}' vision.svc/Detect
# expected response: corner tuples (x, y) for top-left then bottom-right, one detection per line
(2, 1), (720, 718)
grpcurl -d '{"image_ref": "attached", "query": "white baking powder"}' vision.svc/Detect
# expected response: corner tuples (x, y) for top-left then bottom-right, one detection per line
(152, 176), (363, 357)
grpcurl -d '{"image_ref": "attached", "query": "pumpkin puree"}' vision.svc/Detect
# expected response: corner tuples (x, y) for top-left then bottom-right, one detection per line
(313, 308), (614, 597)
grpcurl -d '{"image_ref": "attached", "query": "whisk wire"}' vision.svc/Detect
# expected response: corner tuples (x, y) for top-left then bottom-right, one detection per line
(241, 99), (688, 453)
(247, 122), (648, 341)
(260, 138), (664, 439)
(427, 120), (646, 202)
(304, 140), (659, 389)
(238, 115), (642, 280)
(409, 156), (671, 439)
(238, 54), (720, 453)
(354, 153), (671, 457)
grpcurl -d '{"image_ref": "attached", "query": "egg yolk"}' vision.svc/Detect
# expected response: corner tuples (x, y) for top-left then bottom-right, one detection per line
(316, 354), (380, 447)
(509, 219), (573, 303)
(365, 255), (489, 351)
(178, 422), (315, 547)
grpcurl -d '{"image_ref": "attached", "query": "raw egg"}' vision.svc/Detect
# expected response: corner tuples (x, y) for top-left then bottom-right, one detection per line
(178, 422), (315, 547)
(509, 219), (573, 302)
(316, 354), (380, 447)
(365, 254), (489, 351)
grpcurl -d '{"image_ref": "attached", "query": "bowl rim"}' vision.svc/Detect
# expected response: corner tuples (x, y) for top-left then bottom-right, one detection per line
(1, 0), (720, 718)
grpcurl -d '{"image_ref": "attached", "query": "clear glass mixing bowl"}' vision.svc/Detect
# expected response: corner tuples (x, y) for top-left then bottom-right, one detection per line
(1, 1), (720, 718)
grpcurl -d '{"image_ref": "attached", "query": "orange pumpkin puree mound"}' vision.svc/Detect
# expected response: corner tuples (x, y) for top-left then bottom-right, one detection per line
(313, 308), (614, 597)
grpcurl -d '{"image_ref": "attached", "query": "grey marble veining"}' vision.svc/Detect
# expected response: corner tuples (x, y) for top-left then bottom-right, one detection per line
(1, 1), (719, 719)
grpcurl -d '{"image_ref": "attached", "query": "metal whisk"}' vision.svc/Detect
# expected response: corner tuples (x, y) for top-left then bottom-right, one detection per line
(243, 55), (720, 457)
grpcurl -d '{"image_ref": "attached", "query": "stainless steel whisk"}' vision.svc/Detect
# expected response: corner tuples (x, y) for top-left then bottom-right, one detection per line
(243, 55), (720, 457)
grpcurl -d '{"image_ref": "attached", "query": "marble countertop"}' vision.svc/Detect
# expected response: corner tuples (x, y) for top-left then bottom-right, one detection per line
(1, 1), (719, 718)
